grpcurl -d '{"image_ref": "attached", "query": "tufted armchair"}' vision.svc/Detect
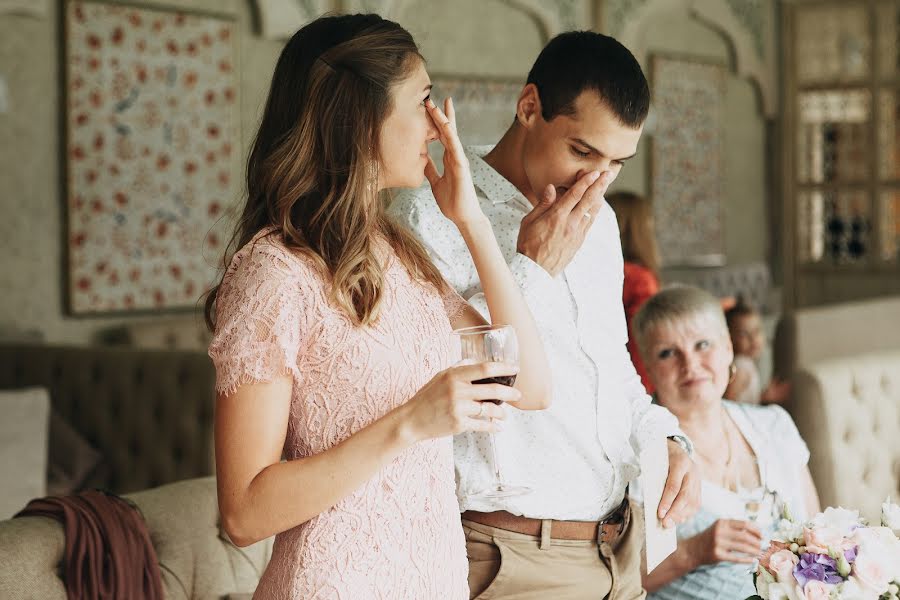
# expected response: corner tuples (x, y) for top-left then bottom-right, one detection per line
(0, 343), (216, 493)
(790, 350), (900, 522)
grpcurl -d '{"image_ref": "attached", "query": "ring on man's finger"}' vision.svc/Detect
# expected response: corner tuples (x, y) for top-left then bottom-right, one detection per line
(477, 403), (486, 418)
(582, 211), (592, 221)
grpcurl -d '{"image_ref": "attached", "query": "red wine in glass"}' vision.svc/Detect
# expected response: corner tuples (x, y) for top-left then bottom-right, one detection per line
(453, 324), (529, 498)
(473, 375), (517, 404)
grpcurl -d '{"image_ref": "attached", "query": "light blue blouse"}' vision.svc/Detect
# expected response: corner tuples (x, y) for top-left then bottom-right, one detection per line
(647, 401), (810, 600)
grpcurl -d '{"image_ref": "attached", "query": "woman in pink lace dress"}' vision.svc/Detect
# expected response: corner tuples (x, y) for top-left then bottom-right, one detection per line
(205, 14), (551, 600)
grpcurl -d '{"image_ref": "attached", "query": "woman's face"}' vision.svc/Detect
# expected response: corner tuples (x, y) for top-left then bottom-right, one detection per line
(377, 59), (439, 190)
(644, 314), (734, 409)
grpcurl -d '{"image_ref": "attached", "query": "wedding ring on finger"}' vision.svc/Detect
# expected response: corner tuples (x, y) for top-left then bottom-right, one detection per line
(582, 210), (592, 221)
(477, 403), (486, 419)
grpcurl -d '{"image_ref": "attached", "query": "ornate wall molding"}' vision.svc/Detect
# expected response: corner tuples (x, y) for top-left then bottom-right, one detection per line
(0, 0), (49, 18)
(502, 0), (591, 39)
(614, 0), (777, 118)
(257, 0), (592, 41)
(690, 0), (776, 117)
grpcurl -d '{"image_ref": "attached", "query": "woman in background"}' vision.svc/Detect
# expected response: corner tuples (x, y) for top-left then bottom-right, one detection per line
(204, 14), (550, 599)
(632, 286), (819, 600)
(608, 191), (661, 394)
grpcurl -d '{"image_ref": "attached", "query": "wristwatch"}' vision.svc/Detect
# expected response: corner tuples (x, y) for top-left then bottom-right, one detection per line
(667, 434), (694, 460)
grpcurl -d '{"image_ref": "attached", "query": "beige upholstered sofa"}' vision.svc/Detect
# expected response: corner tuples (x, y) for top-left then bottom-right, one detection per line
(776, 296), (900, 522)
(791, 351), (900, 522)
(0, 344), (273, 597)
(0, 343), (216, 493)
(0, 477), (272, 599)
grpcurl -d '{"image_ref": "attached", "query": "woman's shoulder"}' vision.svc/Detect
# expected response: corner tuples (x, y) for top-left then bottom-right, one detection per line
(724, 400), (800, 446)
(226, 229), (323, 284)
(724, 398), (788, 422)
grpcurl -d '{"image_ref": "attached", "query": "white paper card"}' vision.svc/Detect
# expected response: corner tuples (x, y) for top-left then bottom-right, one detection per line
(639, 438), (677, 573)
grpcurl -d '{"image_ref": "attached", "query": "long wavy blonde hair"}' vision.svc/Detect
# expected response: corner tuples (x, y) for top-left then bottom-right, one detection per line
(205, 14), (445, 330)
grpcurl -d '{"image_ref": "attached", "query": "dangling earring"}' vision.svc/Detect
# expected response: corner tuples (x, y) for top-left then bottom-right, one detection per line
(728, 362), (737, 383)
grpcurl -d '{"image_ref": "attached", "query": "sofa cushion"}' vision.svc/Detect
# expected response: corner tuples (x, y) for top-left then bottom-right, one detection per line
(46, 408), (103, 496)
(0, 387), (49, 519)
(126, 477), (271, 600)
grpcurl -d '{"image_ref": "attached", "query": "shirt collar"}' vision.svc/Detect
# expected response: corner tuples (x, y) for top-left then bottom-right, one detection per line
(465, 145), (532, 212)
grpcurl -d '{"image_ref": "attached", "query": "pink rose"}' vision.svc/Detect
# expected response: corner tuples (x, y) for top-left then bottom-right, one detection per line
(769, 549), (800, 584)
(804, 526), (845, 554)
(760, 541), (791, 570)
(802, 581), (833, 600)
(851, 551), (891, 597)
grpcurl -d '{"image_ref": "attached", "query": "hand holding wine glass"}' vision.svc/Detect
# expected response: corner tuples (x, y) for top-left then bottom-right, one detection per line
(454, 324), (531, 499)
(402, 360), (520, 441)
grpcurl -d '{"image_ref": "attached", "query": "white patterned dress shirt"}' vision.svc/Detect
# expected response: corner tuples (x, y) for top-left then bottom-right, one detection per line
(388, 146), (685, 520)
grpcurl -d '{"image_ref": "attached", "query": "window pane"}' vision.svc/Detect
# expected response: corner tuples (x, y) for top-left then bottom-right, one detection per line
(799, 189), (872, 264)
(879, 90), (900, 179)
(877, 2), (900, 79)
(879, 189), (900, 261)
(796, 4), (870, 84)
(798, 191), (826, 263)
(797, 90), (870, 183)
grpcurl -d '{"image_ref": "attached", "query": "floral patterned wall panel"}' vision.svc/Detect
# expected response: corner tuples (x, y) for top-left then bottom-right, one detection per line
(650, 55), (726, 266)
(65, 1), (237, 314)
(431, 78), (523, 146)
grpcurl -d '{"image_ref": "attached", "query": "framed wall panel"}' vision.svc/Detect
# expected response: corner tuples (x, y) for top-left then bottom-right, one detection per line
(64, 1), (238, 314)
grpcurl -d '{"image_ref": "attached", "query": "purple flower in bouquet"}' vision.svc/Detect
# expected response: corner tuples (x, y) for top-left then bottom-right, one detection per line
(793, 553), (845, 588)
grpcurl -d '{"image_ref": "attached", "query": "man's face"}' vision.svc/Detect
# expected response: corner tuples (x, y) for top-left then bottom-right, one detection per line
(519, 89), (643, 204)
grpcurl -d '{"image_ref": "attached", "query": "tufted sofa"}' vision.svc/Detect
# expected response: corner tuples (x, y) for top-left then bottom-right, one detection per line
(776, 296), (900, 522)
(0, 476), (272, 599)
(0, 343), (216, 493)
(791, 351), (900, 522)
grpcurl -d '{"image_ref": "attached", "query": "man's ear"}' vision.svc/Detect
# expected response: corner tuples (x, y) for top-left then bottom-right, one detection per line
(516, 83), (542, 129)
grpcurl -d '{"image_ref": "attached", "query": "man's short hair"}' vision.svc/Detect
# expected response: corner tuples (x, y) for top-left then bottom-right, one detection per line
(526, 31), (650, 128)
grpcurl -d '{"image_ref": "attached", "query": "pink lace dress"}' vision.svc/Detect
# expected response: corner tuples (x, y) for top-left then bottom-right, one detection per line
(208, 231), (469, 599)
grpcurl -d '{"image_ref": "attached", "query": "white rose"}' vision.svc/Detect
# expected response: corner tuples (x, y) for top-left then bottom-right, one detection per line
(883, 499), (900, 533)
(841, 576), (884, 600)
(764, 582), (803, 600)
(772, 518), (806, 543)
(852, 527), (900, 582)
(755, 568), (773, 599)
(811, 507), (863, 536)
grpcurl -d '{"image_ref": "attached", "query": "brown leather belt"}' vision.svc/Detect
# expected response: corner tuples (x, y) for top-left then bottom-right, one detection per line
(462, 497), (630, 544)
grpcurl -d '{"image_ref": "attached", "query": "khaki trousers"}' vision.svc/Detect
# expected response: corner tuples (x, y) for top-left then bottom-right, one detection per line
(463, 501), (646, 600)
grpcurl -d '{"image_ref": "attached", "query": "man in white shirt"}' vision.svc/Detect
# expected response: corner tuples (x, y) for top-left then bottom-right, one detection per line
(389, 32), (700, 599)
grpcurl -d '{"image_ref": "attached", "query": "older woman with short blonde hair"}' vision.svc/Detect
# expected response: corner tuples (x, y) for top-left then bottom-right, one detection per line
(633, 286), (819, 600)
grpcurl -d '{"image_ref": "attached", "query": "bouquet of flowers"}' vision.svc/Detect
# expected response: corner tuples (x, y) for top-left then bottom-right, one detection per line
(748, 500), (900, 600)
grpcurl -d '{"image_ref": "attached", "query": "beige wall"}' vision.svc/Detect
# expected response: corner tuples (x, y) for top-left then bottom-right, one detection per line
(0, 0), (774, 344)
(0, 0), (283, 344)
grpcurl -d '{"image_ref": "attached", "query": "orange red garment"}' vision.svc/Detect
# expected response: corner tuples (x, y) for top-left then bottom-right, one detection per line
(622, 261), (659, 395)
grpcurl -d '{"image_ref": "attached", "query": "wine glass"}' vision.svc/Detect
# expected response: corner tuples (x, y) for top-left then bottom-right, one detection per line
(736, 458), (777, 526)
(735, 457), (778, 570)
(453, 324), (530, 499)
